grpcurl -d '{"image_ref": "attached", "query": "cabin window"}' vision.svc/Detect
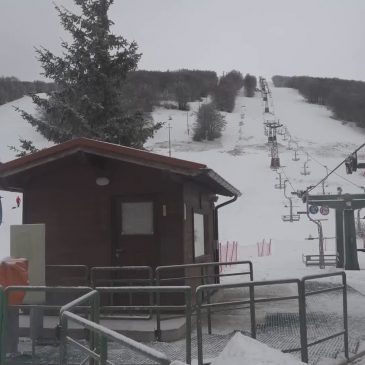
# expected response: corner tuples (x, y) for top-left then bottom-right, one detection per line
(193, 212), (205, 257)
(121, 201), (154, 235)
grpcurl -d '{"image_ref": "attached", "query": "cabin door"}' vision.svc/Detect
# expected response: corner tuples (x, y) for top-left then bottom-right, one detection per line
(113, 197), (158, 267)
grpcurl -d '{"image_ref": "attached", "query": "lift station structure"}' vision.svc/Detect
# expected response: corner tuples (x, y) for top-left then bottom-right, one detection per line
(306, 193), (365, 270)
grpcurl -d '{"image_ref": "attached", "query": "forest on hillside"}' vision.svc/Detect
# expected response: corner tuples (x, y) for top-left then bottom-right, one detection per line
(0, 77), (55, 105)
(1, 69), (253, 115)
(272, 75), (365, 128)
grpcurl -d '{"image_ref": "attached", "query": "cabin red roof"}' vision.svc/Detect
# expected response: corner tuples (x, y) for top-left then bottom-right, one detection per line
(0, 138), (206, 174)
(0, 138), (241, 196)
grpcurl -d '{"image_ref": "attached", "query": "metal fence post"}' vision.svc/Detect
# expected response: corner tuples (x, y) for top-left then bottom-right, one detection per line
(298, 280), (308, 363)
(185, 289), (192, 365)
(155, 270), (161, 341)
(90, 292), (100, 365)
(59, 315), (68, 365)
(99, 337), (108, 365)
(203, 266), (212, 335)
(196, 289), (204, 365)
(249, 261), (253, 281)
(249, 282), (256, 338)
(342, 273), (349, 360)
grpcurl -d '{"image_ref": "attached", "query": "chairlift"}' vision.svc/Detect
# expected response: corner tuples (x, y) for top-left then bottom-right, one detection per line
(292, 149), (300, 161)
(282, 180), (300, 222)
(301, 161), (310, 176)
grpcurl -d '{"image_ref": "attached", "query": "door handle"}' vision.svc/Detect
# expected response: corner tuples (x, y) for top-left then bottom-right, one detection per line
(115, 248), (125, 259)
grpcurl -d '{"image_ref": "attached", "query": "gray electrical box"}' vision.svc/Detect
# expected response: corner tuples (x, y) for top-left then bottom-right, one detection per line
(10, 224), (45, 303)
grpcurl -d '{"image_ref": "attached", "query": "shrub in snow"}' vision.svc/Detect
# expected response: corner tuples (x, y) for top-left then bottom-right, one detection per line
(193, 103), (226, 141)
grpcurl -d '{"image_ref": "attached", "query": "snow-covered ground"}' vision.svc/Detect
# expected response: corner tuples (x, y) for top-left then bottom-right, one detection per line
(147, 87), (365, 283)
(2, 87), (365, 281)
(1, 86), (365, 363)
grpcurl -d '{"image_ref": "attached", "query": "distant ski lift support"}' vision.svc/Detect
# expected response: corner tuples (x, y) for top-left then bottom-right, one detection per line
(274, 171), (285, 189)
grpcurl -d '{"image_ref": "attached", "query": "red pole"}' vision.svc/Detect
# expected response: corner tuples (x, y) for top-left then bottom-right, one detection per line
(261, 239), (265, 256)
(225, 241), (229, 264)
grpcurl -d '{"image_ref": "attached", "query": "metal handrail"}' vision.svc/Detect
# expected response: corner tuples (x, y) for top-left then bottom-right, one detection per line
(60, 311), (171, 365)
(90, 266), (153, 288)
(155, 261), (253, 284)
(95, 286), (192, 364)
(46, 265), (89, 285)
(300, 272), (348, 363)
(155, 261), (253, 338)
(195, 272), (348, 365)
(59, 290), (100, 365)
(1, 286), (94, 365)
(90, 266), (154, 319)
(195, 278), (301, 365)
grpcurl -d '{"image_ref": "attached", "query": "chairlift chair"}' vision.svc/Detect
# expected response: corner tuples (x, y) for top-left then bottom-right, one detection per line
(282, 214), (300, 222)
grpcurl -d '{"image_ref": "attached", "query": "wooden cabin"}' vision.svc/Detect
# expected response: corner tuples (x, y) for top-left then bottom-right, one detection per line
(0, 138), (240, 276)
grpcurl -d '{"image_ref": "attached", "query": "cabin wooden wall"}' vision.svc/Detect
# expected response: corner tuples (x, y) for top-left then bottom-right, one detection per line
(20, 153), (185, 269)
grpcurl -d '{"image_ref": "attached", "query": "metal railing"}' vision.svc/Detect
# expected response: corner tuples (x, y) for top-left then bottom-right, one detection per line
(1, 286), (93, 365)
(155, 261), (253, 287)
(59, 289), (100, 365)
(46, 265), (89, 286)
(155, 261), (253, 338)
(60, 294), (171, 365)
(90, 266), (154, 319)
(299, 272), (348, 363)
(90, 266), (153, 288)
(96, 286), (192, 364)
(195, 272), (348, 365)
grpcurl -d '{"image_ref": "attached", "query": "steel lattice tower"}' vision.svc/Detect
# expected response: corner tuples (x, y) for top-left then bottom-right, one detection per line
(265, 121), (282, 169)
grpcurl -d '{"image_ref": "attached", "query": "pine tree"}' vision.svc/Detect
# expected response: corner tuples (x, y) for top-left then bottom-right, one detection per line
(193, 103), (226, 141)
(18, 0), (161, 148)
(243, 74), (257, 97)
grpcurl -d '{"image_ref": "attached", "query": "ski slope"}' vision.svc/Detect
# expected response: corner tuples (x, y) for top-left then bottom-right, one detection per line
(147, 87), (365, 281)
(2, 85), (365, 364)
(1, 87), (365, 284)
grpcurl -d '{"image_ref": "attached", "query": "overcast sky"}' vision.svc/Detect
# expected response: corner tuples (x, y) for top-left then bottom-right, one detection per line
(1, 0), (365, 81)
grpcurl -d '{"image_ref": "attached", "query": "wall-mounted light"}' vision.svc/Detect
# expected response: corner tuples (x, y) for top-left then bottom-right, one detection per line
(96, 177), (110, 186)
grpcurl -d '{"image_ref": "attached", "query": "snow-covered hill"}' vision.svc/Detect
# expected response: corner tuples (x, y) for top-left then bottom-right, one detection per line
(1, 87), (365, 284)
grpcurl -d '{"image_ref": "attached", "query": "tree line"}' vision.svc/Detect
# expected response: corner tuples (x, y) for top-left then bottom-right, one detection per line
(192, 72), (257, 141)
(0, 77), (55, 105)
(122, 69), (218, 112)
(272, 75), (365, 128)
(13, 0), (257, 152)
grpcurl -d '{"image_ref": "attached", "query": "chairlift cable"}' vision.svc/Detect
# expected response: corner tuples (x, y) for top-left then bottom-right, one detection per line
(305, 142), (365, 194)
(279, 167), (297, 192)
(301, 149), (364, 190)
